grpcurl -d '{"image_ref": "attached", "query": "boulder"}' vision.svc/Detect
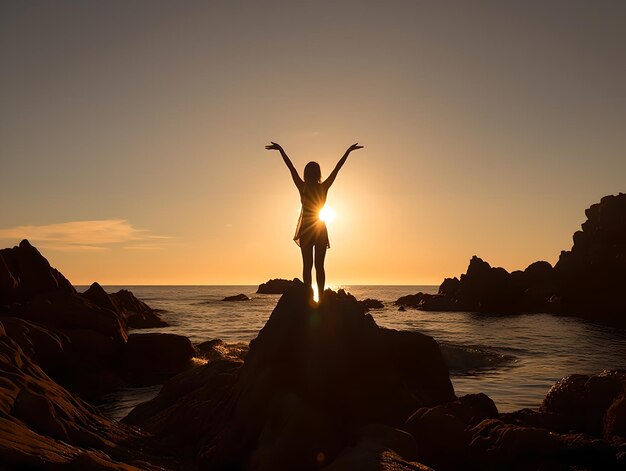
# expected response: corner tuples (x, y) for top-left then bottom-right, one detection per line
(395, 292), (457, 311)
(123, 333), (198, 385)
(541, 370), (626, 436)
(467, 419), (564, 469)
(403, 393), (498, 469)
(222, 293), (250, 302)
(195, 338), (249, 362)
(256, 278), (296, 294)
(359, 298), (384, 309)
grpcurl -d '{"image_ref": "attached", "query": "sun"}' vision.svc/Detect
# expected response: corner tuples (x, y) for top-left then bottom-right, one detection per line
(319, 205), (336, 223)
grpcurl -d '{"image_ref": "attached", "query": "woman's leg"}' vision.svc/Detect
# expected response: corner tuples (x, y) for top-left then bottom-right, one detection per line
(301, 243), (314, 288)
(314, 243), (327, 301)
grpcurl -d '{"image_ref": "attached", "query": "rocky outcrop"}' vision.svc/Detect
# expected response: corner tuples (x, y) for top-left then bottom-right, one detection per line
(397, 193), (626, 324)
(256, 278), (296, 294)
(0, 241), (190, 399)
(222, 293), (250, 302)
(126, 282), (454, 470)
(0, 239), (75, 304)
(553, 193), (626, 318)
(82, 282), (168, 328)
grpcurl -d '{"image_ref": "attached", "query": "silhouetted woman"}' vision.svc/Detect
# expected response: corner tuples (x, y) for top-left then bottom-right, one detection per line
(266, 142), (363, 302)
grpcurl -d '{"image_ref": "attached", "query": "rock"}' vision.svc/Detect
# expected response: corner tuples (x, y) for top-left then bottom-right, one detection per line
(123, 333), (198, 385)
(125, 310), (169, 329)
(195, 338), (249, 362)
(0, 317), (70, 376)
(222, 293), (250, 301)
(0, 239), (76, 304)
(405, 405), (468, 469)
(0, 324), (174, 469)
(81, 282), (118, 313)
(399, 193), (626, 324)
(256, 278), (296, 294)
(556, 432), (617, 469)
(82, 283), (168, 329)
(541, 370), (626, 436)
(498, 407), (572, 434)
(395, 292), (428, 307)
(123, 358), (243, 430)
(395, 292), (457, 311)
(322, 433), (432, 470)
(605, 393), (626, 440)
(403, 393), (498, 469)
(5, 289), (127, 343)
(125, 282), (455, 470)
(359, 298), (384, 309)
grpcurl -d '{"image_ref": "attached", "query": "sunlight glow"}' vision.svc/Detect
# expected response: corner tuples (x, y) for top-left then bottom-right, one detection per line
(313, 284), (319, 303)
(319, 205), (336, 224)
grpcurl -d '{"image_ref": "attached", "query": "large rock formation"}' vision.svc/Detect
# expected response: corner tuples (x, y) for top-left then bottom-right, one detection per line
(397, 193), (626, 324)
(0, 241), (191, 399)
(125, 282), (455, 470)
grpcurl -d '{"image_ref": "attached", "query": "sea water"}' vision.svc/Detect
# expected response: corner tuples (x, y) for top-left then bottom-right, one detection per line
(88, 285), (626, 419)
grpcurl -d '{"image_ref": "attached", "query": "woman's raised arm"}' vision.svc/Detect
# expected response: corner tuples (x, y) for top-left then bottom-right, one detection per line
(323, 143), (363, 190)
(266, 141), (304, 191)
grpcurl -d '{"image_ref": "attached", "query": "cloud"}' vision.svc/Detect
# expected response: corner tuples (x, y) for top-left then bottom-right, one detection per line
(0, 219), (170, 251)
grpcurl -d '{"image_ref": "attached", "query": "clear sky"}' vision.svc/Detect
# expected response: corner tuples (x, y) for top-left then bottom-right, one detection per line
(1, 1), (625, 285)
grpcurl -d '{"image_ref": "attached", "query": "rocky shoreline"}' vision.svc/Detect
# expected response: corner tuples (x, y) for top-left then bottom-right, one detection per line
(1, 240), (625, 469)
(396, 193), (626, 327)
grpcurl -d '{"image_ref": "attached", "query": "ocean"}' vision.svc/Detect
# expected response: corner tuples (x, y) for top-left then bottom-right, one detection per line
(87, 285), (626, 420)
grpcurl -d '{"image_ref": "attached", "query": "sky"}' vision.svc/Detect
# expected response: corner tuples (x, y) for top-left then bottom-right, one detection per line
(1, 1), (625, 285)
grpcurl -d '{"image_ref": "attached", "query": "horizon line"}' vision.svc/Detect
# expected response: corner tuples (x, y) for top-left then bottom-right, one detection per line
(71, 283), (441, 287)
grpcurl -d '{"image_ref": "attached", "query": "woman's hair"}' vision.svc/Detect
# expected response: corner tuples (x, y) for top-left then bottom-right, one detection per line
(303, 161), (322, 184)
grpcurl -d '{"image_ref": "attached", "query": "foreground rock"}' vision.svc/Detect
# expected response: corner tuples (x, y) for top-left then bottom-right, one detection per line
(123, 333), (198, 385)
(397, 193), (626, 325)
(125, 282), (454, 469)
(256, 278), (296, 294)
(0, 323), (177, 470)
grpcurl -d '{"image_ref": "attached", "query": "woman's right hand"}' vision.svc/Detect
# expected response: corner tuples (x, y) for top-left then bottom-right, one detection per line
(346, 143), (364, 154)
(265, 141), (283, 152)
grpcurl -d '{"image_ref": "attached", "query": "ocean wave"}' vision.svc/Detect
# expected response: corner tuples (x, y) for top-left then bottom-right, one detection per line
(440, 342), (517, 374)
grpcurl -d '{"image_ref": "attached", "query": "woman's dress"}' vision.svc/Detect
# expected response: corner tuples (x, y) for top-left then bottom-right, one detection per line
(294, 182), (330, 248)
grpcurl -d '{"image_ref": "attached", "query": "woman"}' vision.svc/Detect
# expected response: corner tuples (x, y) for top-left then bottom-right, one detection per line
(265, 141), (363, 302)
